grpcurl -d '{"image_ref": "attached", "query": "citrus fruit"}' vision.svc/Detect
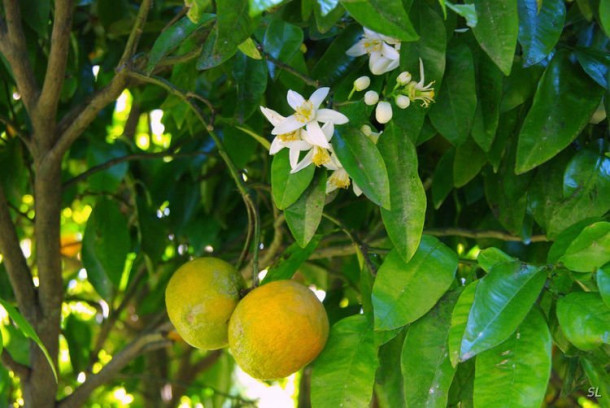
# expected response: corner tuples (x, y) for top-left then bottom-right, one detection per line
(165, 257), (244, 350)
(228, 280), (329, 380)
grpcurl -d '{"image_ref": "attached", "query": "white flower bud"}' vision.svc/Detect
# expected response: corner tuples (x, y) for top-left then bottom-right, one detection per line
(364, 90), (379, 106)
(360, 124), (372, 136)
(353, 76), (371, 91)
(395, 95), (411, 109)
(397, 71), (412, 85)
(375, 101), (393, 124)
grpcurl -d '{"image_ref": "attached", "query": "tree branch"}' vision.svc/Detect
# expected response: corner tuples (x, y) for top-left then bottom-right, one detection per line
(118, 0), (152, 70)
(423, 227), (548, 243)
(0, 0), (40, 114)
(38, 0), (74, 129)
(322, 213), (378, 274)
(57, 327), (172, 408)
(0, 184), (37, 318)
(1, 348), (31, 379)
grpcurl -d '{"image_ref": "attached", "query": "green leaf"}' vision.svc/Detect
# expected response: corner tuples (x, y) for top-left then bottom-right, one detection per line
(598, 264), (610, 309)
(263, 20), (304, 78)
(402, 290), (460, 408)
(448, 281), (479, 367)
(86, 140), (129, 193)
(378, 123), (426, 263)
(559, 222), (610, 272)
(263, 236), (321, 283)
(517, 0), (565, 67)
(601, 0), (610, 37)
(249, 0), (285, 16)
(0, 299), (57, 382)
(146, 14), (215, 73)
(21, 0), (50, 38)
(311, 315), (378, 408)
(515, 51), (604, 174)
(432, 148), (454, 209)
(312, 24), (362, 84)
(471, 53), (503, 152)
(332, 126), (391, 209)
(581, 358), (610, 408)
(64, 315), (92, 373)
(372, 236), (458, 331)
(237, 38), (262, 59)
(375, 330), (406, 408)
(557, 292), (610, 350)
(564, 149), (610, 207)
(473, 308), (552, 408)
(446, 2), (477, 27)
(429, 40), (477, 146)
(313, 1), (344, 33)
(82, 198), (131, 298)
(460, 262), (546, 360)
(233, 51), (268, 123)
(472, 0), (519, 75)
(284, 171), (327, 247)
(197, 0), (258, 70)
(453, 137), (487, 187)
(339, 0), (418, 41)
(476, 248), (515, 273)
(271, 149), (315, 210)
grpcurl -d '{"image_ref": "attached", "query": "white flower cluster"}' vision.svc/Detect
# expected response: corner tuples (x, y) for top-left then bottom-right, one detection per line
(261, 88), (360, 195)
(346, 28), (401, 75)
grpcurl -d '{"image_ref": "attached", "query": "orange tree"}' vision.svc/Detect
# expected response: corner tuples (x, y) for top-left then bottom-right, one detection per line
(0, 0), (609, 406)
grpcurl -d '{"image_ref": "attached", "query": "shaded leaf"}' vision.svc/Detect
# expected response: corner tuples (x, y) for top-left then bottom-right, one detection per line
(378, 123), (426, 263)
(233, 51), (268, 123)
(471, 52), (503, 152)
(598, 264), (610, 309)
(372, 237), (458, 330)
(64, 315), (92, 373)
(432, 148), (454, 209)
(263, 20), (304, 78)
(517, 0), (565, 67)
(249, 0), (285, 16)
(311, 315), (378, 408)
(454, 137), (486, 187)
(332, 127), (390, 209)
(312, 24), (361, 84)
(472, 0), (519, 75)
(340, 0), (418, 41)
(284, 170), (327, 247)
(402, 290), (460, 408)
(263, 236), (321, 283)
(515, 51), (604, 174)
(375, 330), (406, 408)
(477, 248), (515, 273)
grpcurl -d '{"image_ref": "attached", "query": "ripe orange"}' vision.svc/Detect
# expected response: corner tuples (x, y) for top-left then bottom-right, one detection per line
(228, 280), (329, 379)
(60, 233), (81, 258)
(165, 257), (244, 350)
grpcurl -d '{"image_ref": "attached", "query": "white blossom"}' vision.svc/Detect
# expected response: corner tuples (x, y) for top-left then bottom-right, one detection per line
(346, 28), (401, 75)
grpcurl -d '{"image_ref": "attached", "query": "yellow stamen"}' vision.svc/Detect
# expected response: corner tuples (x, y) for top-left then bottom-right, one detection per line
(329, 169), (351, 189)
(312, 147), (331, 166)
(363, 40), (382, 53)
(295, 101), (314, 123)
(279, 130), (300, 142)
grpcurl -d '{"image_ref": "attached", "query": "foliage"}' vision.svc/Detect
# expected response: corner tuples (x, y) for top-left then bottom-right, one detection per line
(0, 0), (609, 407)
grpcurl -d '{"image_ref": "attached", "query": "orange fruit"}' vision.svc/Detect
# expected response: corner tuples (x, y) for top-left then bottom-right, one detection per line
(228, 280), (329, 379)
(60, 233), (81, 258)
(165, 257), (244, 350)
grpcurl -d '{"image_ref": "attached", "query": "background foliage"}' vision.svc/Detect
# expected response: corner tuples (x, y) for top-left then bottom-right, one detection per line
(0, 0), (609, 407)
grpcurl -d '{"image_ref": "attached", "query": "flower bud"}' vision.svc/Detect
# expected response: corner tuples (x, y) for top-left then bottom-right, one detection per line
(375, 101), (393, 124)
(364, 90), (379, 106)
(397, 71), (412, 85)
(353, 76), (371, 91)
(360, 124), (372, 136)
(395, 95), (411, 109)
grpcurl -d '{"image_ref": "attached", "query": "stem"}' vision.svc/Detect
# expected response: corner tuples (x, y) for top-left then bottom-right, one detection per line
(256, 43), (320, 88)
(125, 70), (261, 285)
(322, 213), (377, 275)
(424, 227), (547, 243)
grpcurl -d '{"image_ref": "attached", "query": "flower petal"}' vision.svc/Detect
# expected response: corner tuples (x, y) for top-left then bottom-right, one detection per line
(304, 121), (331, 148)
(269, 137), (284, 154)
(291, 150), (314, 173)
(321, 122), (335, 141)
(309, 87), (329, 109)
(385, 58), (400, 73)
(346, 41), (367, 57)
(317, 109), (349, 125)
(260, 106), (285, 127)
(353, 182), (363, 196)
(287, 90), (306, 110)
(272, 115), (303, 135)
(382, 42), (400, 60)
(370, 55), (393, 75)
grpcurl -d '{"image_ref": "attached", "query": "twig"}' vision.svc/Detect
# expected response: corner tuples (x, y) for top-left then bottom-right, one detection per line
(322, 213), (377, 275)
(118, 0), (152, 70)
(424, 227), (547, 242)
(38, 0), (74, 127)
(256, 43), (320, 88)
(125, 70), (262, 287)
(0, 184), (37, 320)
(1, 349), (31, 379)
(58, 323), (173, 408)
(63, 149), (208, 188)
